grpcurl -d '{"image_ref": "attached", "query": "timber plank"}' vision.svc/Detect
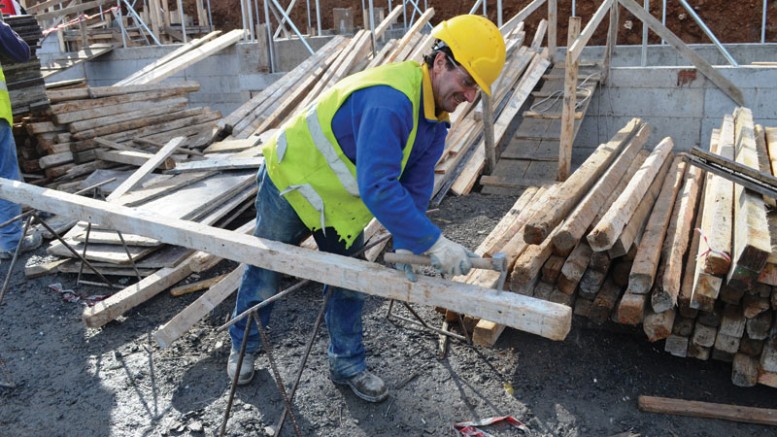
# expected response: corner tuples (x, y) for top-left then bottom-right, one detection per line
(629, 157), (686, 292)
(0, 179), (572, 341)
(700, 123), (734, 276)
(638, 396), (777, 426)
(727, 108), (771, 291)
(610, 156), (681, 259)
(652, 165), (704, 312)
(122, 29), (247, 85)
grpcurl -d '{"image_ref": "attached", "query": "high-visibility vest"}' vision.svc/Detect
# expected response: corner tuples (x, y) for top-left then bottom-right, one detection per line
(0, 66), (13, 125)
(264, 61), (423, 249)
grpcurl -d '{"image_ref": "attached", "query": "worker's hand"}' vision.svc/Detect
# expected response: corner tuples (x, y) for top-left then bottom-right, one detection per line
(393, 249), (419, 282)
(425, 235), (476, 277)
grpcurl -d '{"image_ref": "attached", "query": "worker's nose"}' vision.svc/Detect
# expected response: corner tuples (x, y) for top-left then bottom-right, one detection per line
(464, 88), (477, 103)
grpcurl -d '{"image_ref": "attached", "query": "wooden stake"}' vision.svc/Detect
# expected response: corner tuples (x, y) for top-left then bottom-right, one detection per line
(638, 395), (777, 426)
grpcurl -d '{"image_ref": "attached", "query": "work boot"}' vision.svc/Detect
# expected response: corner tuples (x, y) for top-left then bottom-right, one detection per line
(227, 348), (255, 385)
(331, 370), (388, 403)
(0, 233), (42, 260)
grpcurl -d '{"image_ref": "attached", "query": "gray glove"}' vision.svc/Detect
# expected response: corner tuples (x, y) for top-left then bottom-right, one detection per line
(394, 249), (419, 282)
(425, 235), (476, 277)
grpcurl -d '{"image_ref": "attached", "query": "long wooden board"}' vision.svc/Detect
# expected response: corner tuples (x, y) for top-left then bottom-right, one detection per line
(0, 179), (572, 341)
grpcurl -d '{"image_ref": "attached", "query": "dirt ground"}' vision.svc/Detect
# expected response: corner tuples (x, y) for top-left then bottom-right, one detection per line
(206, 0), (777, 44)
(1, 192), (776, 437)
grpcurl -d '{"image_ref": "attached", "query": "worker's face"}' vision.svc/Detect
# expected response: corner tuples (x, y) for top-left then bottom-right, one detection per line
(431, 52), (480, 114)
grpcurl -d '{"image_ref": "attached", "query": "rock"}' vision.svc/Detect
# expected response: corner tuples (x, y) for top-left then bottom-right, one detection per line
(187, 421), (203, 433)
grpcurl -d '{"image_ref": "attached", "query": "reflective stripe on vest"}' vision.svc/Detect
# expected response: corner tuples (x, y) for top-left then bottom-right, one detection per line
(264, 61), (423, 249)
(0, 67), (13, 126)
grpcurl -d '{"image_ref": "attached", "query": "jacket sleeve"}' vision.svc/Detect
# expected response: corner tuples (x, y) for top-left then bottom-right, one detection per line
(0, 21), (30, 63)
(342, 87), (442, 254)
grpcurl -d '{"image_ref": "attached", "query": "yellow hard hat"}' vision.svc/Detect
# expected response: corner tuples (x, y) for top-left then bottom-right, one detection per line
(431, 15), (506, 96)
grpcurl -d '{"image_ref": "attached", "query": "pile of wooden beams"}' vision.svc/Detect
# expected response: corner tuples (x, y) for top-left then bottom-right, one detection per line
(463, 109), (777, 389)
(3, 15), (48, 115)
(18, 81), (220, 188)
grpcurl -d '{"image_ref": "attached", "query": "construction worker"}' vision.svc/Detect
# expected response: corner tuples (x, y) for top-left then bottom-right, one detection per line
(228, 15), (506, 402)
(0, 19), (37, 260)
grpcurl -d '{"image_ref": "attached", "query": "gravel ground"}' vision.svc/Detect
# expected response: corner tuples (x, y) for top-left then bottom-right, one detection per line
(0, 192), (775, 437)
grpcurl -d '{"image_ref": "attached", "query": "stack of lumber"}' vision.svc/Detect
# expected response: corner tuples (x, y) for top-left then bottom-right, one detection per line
(463, 108), (777, 389)
(18, 81), (221, 188)
(3, 14), (48, 115)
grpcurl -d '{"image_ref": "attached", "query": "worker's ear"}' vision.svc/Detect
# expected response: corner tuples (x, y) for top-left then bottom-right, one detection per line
(433, 52), (447, 72)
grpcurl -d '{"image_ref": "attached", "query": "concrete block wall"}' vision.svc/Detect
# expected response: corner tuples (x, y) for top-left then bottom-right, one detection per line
(573, 65), (777, 165)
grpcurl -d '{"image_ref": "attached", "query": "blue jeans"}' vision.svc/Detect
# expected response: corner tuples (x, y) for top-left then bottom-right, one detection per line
(0, 120), (22, 252)
(230, 165), (367, 379)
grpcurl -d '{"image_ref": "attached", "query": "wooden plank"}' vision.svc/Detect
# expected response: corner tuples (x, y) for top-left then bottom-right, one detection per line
(170, 273), (230, 297)
(526, 118), (643, 245)
(95, 149), (176, 170)
(166, 157), (264, 174)
(500, 0), (546, 36)
(643, 306), (675, 342)
(557, 16), (581, 181)
(82, 255), (199, 326)
(727, 108), (771, 291)
(203, 137), (261, 154)
(568, 0), (615, 62)
(616, 0), (744, 105)
(73, 108), (207, 140)
(589, 278), (622, 324)
(38, 151), (73, 169)
(754, 125), (775, 207)
(123, 29), (247, 85)
(700, 122), (734, 275)
(68, 97), (189, 132)
(587, 137), (674, 251)
(25, 257), (69, 278)
(652, 165), (704, 312)
(638, 395), (777, 426)
(0, 179), (573, 341)
(51, 89), (190, 124)
(558, 241), (592, 295)
(629, 157), (686, 294)
(613, 289), (648, 325)
(154, 265), (244, 347)
(106, 137), (185, 201)
(113, 31), (223, 86)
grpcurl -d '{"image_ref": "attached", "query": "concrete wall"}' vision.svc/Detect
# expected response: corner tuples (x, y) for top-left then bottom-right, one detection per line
(571, 45), (777, 165)
(38, 37), (776, 162)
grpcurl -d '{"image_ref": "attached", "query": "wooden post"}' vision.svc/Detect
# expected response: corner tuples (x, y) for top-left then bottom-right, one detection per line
(149, 0), (162, 40)
(547, 0), (557, 59)
(601, 1), (619, 85)
(482, 93), (496, 175)
(558, 16), (581, 181)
